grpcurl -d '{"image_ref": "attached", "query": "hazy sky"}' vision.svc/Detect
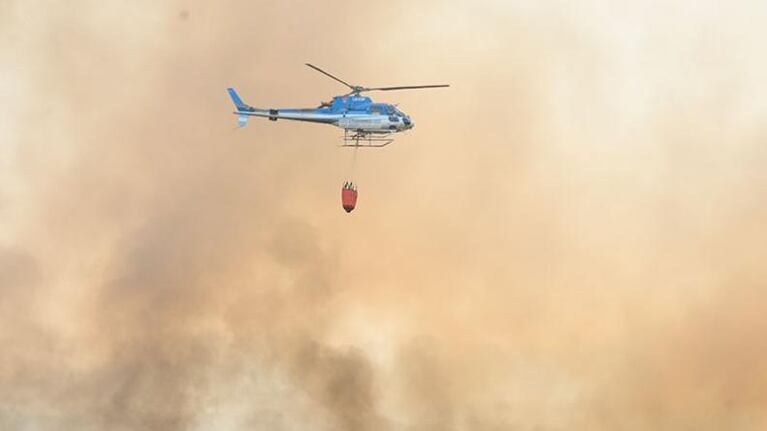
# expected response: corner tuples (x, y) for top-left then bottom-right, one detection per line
(2, 1), (767, 430)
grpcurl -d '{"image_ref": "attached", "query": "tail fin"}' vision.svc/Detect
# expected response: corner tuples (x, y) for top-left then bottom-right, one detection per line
(227, 87), (254, 111)
(227, 87), (253, 128)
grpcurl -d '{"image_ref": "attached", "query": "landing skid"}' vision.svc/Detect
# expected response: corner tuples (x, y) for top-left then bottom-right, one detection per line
(341, 130), (393, 148)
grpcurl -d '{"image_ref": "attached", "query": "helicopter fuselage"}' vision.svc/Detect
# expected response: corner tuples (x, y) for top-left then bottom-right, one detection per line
(229, 92), (414, 133)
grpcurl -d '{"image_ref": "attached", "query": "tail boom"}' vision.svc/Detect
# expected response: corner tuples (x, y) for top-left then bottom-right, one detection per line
(227, 87), (340, 127)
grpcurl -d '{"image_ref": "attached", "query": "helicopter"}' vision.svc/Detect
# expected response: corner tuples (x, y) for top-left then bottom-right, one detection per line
(227, 63), (449, 147)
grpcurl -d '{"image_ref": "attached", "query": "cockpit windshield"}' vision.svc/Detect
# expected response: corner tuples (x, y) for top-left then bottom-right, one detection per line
(372, 104), (407, 118)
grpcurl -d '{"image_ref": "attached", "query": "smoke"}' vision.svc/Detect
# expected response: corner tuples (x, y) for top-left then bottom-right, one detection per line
(2, 0), (767, 430)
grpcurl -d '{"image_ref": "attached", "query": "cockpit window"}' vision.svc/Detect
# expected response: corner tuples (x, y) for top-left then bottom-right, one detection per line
(372, 104), (405, 116)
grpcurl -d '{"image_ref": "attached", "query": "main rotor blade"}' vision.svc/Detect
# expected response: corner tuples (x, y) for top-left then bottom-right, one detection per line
(363, 84), (450, 92)
(305, 63), (354, 90)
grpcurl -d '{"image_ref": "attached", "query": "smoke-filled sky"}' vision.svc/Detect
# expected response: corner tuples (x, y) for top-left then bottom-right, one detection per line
(2, 1), (767, 430)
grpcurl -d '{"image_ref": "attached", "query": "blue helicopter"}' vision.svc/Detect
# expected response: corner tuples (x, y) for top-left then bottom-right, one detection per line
(227, 63), (449, 147)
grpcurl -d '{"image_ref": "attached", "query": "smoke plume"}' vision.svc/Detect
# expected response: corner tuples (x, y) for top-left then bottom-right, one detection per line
(2, 1), (767, 430)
